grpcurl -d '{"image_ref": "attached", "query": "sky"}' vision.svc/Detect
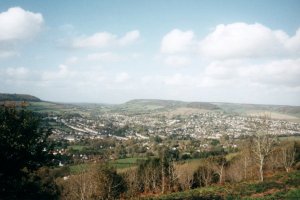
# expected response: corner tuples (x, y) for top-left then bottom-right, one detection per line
(0, 0), (300, 105)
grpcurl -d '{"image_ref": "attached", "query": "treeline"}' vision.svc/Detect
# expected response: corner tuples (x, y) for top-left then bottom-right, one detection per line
(58, 139), (299, 199)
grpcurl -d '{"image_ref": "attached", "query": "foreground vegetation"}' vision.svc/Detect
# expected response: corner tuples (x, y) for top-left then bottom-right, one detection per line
(147, 171), (300, 199)
(1, 105), (300, 199)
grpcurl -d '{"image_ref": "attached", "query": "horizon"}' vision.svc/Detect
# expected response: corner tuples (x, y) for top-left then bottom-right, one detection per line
(1, 0), (300, 105)
(2, 92), (300, 107)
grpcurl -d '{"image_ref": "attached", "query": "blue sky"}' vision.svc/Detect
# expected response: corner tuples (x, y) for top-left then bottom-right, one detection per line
(0, 0), (300, 105)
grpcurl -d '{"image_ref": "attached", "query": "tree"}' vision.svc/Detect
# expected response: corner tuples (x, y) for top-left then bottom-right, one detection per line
(175, 162), (198, 190)
(61, 164), (125, 200)
(249, 116), (276, 182)
(208, 155), (227, 184)
(0, 105), (53, 199)
(279, 141), (296, 172)
(159, 148), (177, 193)
(192, 160), (215, 188)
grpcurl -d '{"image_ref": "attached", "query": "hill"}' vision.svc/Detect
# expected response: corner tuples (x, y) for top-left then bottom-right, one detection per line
(1, 94), (300, 120)
(116, 99), (220, 113)
(0, 93), (41, 102)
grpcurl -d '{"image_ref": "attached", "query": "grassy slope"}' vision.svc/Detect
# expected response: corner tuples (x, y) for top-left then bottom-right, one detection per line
(144, 171), (300, 200)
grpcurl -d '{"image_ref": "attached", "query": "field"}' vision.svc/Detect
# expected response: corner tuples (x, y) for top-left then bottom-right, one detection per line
(68, 145), (89, 151)
(69, 157), (148, 174)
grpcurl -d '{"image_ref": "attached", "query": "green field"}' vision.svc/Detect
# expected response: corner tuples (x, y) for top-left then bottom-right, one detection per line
(109, 157), (148, 169)
(68, 145), (89, 151)
(69, 157), (148, 174)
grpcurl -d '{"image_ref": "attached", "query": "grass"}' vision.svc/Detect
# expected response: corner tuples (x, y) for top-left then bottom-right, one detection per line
(109, 157), (148, 169)
(69, 157), (148, 174)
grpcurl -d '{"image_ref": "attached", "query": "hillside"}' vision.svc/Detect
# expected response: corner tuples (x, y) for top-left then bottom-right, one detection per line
(117, 99), (220, 113)
(145, 170), (300, 200)
(0, 93), (41, 102)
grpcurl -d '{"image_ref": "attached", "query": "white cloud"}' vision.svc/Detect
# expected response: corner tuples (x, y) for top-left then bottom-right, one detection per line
(285, 28), (300, 53)
(164, 55), (191, 67)
(201, 59), (300, 88)
(0, 7), (44, 41)
(119, 30), (140, 46)
(161, 29), (195, 54)
(87, 52), (122, 62)
(72, 32), (116, 48)
(71, 30), (140, 48)
(239, 59), (300, 87)
(199, 23), (300, 59)
(160, 23), (300, 61)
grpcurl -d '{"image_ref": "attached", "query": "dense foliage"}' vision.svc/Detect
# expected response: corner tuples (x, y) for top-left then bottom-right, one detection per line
(0, 106), (55, 199)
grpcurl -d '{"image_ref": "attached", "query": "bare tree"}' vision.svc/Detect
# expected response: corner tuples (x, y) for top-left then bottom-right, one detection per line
(175, 162), (197, 190)
(193, 160), (214, 187)
(60, 166), (96, 200)
(280, 141), (296, 172)
(60, 164), (125, 200)
(250, 116), (276, 182)
(208, 156), (227, 184)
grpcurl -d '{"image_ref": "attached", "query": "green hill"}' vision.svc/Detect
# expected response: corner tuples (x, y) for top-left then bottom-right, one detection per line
(0, 93), (41, 102)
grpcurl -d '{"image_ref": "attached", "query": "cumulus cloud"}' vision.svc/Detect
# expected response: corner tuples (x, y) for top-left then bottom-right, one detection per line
(160, 23), (300, 61)
(240, 59), (300, 87)
(161, 29), (195, 54)
(72, 32), (116, 48)
(199, 23), (300, 59)
(202, 59), (300, 88)
(119, 30), (140, 46)
(71, 30), (140, 48)
(0, 7), (44, 41)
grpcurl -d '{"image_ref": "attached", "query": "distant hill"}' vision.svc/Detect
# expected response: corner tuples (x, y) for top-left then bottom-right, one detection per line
(118, 99), (220, 112)
(0, 93), (41, 102)
(1, 93), (299, 120)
